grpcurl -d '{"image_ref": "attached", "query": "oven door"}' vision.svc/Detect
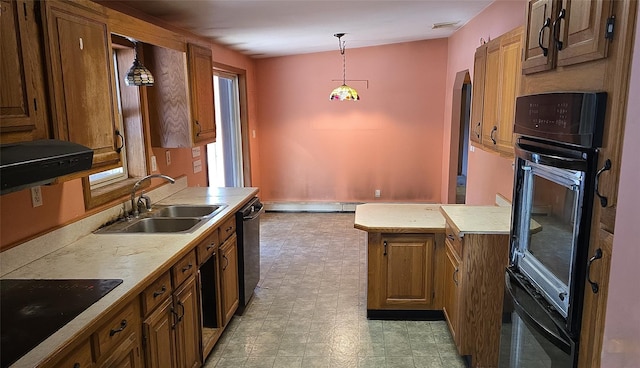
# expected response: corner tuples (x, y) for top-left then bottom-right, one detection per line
(499, 268), (577, 368)
(512, 140), (588, 319)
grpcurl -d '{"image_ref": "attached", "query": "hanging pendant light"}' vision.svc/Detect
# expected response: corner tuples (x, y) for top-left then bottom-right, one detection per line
(125, 41), (154, 87)
(329, 33), (359, 101)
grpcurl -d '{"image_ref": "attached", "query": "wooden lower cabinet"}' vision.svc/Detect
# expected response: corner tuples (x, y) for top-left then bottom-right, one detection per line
(442, 222), (510, 367)
(54, 340), (94, 368)
(443, 241), (462, 348)
(142, 274), (201, 368)
(367, 233), (443, 312)
(93, 301), (143, 368)
(219, 233), (239, 326)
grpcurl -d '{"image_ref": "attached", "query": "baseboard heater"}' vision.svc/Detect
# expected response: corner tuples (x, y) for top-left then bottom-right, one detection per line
(263, 202), (363, 212)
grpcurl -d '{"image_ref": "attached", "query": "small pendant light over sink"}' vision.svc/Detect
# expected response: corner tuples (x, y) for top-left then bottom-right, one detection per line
(329, 33), (359, 101)
(125, 41), (154, 87)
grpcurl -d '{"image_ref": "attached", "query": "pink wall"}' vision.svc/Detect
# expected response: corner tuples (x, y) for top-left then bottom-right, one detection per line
(601, 3), (640, 364)
(254, 40), (448, 203)
(443, 0), (527, 204)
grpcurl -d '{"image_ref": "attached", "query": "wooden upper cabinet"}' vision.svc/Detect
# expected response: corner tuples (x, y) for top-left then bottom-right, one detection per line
(0, 0), (50, 143)
(522, 0), (558, 74)
(188, 44), (216, 144)
(470, 45), (486, 145)
(523, 0), (613, 74)
(146, 43), (216, 148)
(481, 38), (500, 150)
(496, 28), (523, 155)
(42, 1), (121, 169)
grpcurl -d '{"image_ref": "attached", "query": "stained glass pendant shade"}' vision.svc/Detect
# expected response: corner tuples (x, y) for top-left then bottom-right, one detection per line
(125, 44), (154, 87)
(329, 33), (359, 101)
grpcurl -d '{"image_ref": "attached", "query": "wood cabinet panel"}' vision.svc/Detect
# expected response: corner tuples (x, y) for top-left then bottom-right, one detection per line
(496, 29), (523, 155)
(55, 340), (94, 368)
(172, 250), (196, 289)
(220, 233), (239, 326)
(93, 301), (139, 359)
(481, 39), (500, 150)
(470, 45), (486, 145)
(141, 271), (172, 318)
(0, 0), (49, 142)
(43, 1), (120, 168)
(443, 241), (461, 348)
(97, 331), (142, 368)
(142, 297), (177, 368)
(383, 235), (435, 307)
(188, 44), (216, 144)
(174, 276), (201, 368)
(557, 0), (613, 66)
(523, 0), (557, 74)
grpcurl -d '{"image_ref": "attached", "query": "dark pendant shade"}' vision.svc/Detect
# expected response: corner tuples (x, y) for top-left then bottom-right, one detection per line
(125, 57), (154, 87)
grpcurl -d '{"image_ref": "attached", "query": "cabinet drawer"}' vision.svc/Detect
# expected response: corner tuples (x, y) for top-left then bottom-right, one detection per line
(141, 271), (172, 316)
(220, 216), (236, 242)
(445, 222), (463, 258)
(197, 227), (220, 265)
(93, 301), (139, 358)
(172, 250), (197, 288)
(55, 340), (93, 368)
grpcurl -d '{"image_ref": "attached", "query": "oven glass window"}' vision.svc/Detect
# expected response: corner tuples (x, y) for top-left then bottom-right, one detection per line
(528, 174), (579, 285)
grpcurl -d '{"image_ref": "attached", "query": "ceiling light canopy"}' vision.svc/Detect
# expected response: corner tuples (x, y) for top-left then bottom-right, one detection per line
(329, 33), (359, 101)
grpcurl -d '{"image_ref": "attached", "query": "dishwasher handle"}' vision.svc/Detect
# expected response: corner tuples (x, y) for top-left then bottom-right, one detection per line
(243, 204), (264, 220)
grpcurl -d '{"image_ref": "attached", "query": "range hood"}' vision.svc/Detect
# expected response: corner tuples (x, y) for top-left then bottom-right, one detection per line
(0, 140), (93, 195)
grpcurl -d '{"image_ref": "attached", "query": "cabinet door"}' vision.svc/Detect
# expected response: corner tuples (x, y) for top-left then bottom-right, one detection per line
(54, 340), (94, 368)
(143, 297), (177, 368)
(481, 38), (500, 150)
(97, 332), (142, 368)
(523, 0), (558, 74)
(174, 276), (202, 368)
(43, 2), (120, 168)
(0, 0), (49, 141)
(556, 0), (613, 67)
(496, 28), (523, 156)
(470, 45), (486, 145)
(577, 229), (613, 368)
(443, 241), (461, 349)
(382, 235), (435, 308)
(220, 234), (239, 326)
(188, 44), (216, 144)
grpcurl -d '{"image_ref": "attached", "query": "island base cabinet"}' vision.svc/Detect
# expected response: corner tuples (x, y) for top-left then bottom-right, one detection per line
(443, 241), (462, 350)
(366, 233), (444, 314)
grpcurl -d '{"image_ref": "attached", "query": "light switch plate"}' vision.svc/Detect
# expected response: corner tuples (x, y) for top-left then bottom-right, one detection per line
(165, 150), (171, 165)
(193, 159), (202, 173)
(150, 156), (158, 172)
(192, 147), (201, 158)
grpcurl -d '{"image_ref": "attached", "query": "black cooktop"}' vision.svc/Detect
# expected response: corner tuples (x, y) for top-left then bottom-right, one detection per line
(0, 278), (123, 367)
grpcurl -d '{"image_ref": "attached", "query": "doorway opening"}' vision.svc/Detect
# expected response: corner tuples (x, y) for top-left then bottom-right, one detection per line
(207, 67), (250, 187)
(448, 70), (471, 204)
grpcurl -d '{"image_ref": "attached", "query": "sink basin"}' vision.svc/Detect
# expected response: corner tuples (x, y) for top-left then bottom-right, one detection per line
(121, 217), (202, 233)
(153, 205), (224, 218)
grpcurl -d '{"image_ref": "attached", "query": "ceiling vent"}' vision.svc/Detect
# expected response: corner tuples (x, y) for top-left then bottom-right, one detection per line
(432, 21), (460, 29)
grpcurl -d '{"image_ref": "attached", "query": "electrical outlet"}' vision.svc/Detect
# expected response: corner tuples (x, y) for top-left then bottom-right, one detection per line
(150, 156), (157, 172)
(165, 150), (171, 165)
(375, 189), (381, 198)
(192, 147), (201, 158)
(31, 186), (43, 207)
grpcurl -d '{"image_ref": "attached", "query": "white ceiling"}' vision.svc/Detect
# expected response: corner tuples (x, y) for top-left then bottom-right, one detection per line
(111, 0), (493, 58)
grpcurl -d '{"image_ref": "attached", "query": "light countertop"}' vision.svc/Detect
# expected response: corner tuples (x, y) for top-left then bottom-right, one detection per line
(354, 203), (446, 233)
(1, 184), (258, 367)
(440, 205), (512, 235)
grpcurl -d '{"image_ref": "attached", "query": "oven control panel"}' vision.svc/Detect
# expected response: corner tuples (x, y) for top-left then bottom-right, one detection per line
(514, 92), (607, 148)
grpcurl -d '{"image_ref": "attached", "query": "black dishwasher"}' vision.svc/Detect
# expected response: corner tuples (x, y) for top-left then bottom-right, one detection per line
(235, 196), (264, 314)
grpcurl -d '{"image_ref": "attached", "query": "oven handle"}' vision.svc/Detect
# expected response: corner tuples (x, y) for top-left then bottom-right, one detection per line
(515, 142), (587, 171)
(506, 273), (572, 354)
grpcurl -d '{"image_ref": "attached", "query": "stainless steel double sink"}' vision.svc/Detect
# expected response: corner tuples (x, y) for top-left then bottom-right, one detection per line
(95, 204), (226, 234)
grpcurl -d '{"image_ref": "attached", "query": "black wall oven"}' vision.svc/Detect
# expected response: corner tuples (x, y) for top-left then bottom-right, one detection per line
(499, 92), (607, 368)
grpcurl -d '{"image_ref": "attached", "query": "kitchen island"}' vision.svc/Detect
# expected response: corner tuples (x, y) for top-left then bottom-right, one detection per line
(0, 178), (257, 367)
(354, 203), (512, 368)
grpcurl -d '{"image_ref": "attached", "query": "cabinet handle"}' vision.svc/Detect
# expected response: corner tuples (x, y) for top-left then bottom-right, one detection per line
(171, 307), (179, 329)
(226, 226), (233, 232)
(195, 120), (202, 137)
(109, 319), (127, 337)
(222, 254), (229, 270)
(206, 242), (216, 250)
(587, 248), (603, 294)
(474, 122), (481, 139)
(453, 267), (459, 286)
(73, 364), (80, 368)
(383, 240), (387, 256)
(595, 159), (612, 207)
(153, 285), (167, 298)
(447, 234), (455, 241)
(115, 129), (125, 153)
(182, 263), (193, 273)
(538, 17), (551, 56)
(552, 8), (566, 51)
(177, 301), (185, 322)
(490, 126), (497, 145)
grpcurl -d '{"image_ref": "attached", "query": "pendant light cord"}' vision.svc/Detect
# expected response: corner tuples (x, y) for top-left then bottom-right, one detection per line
(337, 34), (347, 85)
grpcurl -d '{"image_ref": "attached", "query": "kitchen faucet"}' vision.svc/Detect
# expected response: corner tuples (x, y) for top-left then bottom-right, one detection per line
(130, 174), (175, 217)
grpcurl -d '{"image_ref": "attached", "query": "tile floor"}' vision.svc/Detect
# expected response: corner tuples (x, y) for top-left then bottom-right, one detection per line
(204, 212), (466, 368)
